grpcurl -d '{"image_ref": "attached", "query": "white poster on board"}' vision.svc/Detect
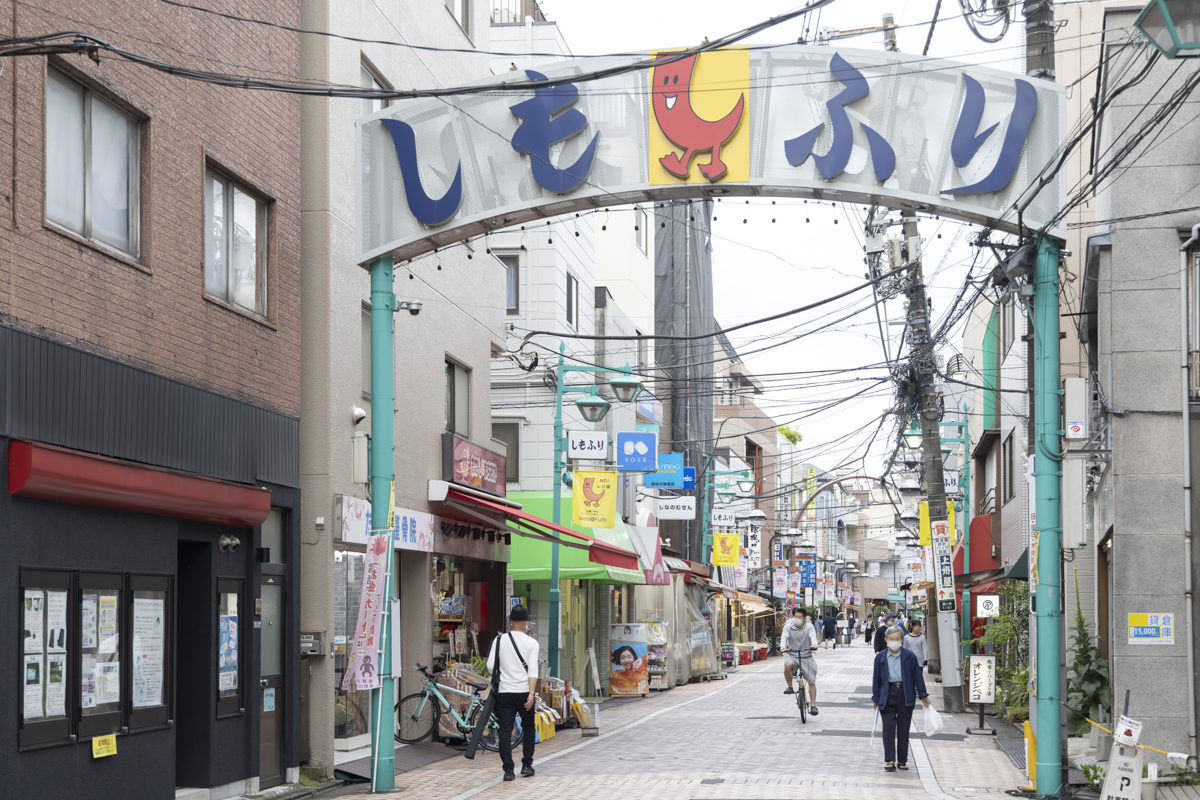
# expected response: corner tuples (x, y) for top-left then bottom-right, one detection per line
(81, 653), (97, 709)
(97, 663), (120, 704)
(23, 590), (43, 654)
(23, 654), (43, 719)
(45, 655), (66, 717)
(46, 591), (67, 653)
(133, 597), (165, 708)
(81, 594), (98, 649)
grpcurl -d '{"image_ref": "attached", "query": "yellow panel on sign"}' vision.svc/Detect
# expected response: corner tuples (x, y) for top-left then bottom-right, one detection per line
(919, 501), (956, 546)
(648, 48), (749, 185)
(712, 531), (740, 566)
(572, 471), (617, 528)
(92, 734), (117, 758)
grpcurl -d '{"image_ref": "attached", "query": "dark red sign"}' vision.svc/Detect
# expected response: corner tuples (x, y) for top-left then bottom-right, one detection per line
(442, 433), (506, 498)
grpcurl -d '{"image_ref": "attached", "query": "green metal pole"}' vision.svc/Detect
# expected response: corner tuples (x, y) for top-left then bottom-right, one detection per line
(1033, 236), (1063, 796)
(549, 343), (565, 678)
(701, 472), (710, 561)
(368, 255), (395, 792)
(961, 407), (972, 660)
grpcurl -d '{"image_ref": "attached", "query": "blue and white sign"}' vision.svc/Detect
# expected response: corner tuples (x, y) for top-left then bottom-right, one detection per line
(615, 431), (657, 473)
(646, 453), (684, 489)
(683, 467), (696, 490)
(797, 554), (816, 588)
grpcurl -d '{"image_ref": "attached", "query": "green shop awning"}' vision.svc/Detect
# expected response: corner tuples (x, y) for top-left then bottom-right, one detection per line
(505, 491), (645, 585)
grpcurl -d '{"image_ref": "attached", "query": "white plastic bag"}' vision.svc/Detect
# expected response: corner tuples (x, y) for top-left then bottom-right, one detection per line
(870, 709), (879, 749)
(924, 704), (944, 737)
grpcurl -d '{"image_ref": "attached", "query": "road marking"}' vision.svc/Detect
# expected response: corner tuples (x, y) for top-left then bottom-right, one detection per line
(443, 665), (777, 800)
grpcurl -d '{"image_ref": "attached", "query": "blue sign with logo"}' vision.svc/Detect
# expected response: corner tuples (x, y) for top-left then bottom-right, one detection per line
(615, 431), (658, 473)
(646, 453), (685, 489)
(797, 554), (816, 588)
(682, 467), (696, 490)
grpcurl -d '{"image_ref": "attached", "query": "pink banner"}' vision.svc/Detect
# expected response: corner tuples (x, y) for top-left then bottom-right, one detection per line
(773, 567), (787, 596)
(342, 533), (389, 691)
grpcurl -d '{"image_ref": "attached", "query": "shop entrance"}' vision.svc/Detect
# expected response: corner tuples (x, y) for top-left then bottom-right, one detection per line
(259, 570), (285, 789)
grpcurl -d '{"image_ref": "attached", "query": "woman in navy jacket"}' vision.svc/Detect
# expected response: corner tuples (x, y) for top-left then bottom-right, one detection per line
(872, 625), (931, 770)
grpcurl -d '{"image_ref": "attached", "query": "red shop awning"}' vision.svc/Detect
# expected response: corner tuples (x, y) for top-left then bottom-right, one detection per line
(9, 440), (271, 528)
(442, 489), (639, 572)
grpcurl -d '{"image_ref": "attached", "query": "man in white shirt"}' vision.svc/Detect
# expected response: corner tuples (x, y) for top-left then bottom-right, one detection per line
(486, 604), (540, 781)
(780, 606), (820, 715)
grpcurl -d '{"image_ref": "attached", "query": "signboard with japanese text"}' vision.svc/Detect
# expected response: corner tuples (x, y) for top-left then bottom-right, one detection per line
(572, 470), (617, 528)
(967, 654), (996, 705)
(442, 433), (506, 498)
(977, 594), (1001, 618)
(797, 554), (816, 588)
(358, 46), (1066, 266)
(1100, 745), (1143, 800)
(646, 453), (685, 489)
(1128, 613), (1175, 645)
(933, 522), (956, 612)
(567, 430), (608, 461)
(805, 468), (818, 520)
(711, 510), (735, 527)
(740, 518), (762, 570)
(773, 568), (788, 597)
(342, 533), (389, 691)
(655, 496), (696, 520)
(772, 541), (785, 567)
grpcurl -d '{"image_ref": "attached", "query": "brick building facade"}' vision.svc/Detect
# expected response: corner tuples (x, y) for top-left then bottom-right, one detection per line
(0, 3), (302, 797)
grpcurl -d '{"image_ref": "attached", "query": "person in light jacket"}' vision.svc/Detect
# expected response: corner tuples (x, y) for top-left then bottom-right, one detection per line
(903, 619), (928, 667)
(872, 626), (931, 771)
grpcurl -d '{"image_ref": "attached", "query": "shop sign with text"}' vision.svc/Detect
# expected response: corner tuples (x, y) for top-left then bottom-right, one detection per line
(442, 433), (506, 498)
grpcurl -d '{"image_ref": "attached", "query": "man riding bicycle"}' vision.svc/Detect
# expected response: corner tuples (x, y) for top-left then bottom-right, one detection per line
(780, 606), (820, 716)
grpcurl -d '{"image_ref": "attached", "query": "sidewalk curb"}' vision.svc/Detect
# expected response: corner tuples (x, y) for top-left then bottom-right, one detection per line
(911, 739), (960, 800)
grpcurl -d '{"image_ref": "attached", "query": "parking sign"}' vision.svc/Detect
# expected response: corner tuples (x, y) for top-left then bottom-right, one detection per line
(615, 431), (657, 472)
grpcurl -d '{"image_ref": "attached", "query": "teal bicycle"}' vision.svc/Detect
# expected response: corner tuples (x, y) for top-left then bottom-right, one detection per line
(394, 663), (523, 751)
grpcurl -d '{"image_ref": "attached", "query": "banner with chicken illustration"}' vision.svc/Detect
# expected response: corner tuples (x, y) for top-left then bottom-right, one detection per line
(572, 470), (617, 529)
(712, 531), (740, 567)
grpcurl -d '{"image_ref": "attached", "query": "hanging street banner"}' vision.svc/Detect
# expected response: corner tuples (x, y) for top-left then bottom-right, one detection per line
(773, 567), (788, 597)
(342, 533), (389, 691)
(572, 470), (618, 528)
(740, 517), (763, 569)
(797, 553), (816, 588)
(357, 46), (1066, 266)
(932, 521), (956, 612)
(712, 531), (740, 566)
(805, 468), (818, 520)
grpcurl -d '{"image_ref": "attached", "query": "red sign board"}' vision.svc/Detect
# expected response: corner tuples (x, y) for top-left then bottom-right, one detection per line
(442, 433), (507, 498)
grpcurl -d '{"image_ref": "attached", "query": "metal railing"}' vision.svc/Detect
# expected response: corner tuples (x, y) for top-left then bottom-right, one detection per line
(490, 0), (546, 23)
(977, 487), (996, 516)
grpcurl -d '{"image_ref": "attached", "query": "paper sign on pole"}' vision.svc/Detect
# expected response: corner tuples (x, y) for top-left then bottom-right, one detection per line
(1114, 716), (1144, 748)
(712, 531), (740, 566)
(572, 470), (617, 528)
(919, 500), (957, 546)
(933, 522), (956, 612)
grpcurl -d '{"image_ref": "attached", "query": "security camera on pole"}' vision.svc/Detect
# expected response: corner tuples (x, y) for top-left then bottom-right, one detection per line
(901, 209), (965, 713)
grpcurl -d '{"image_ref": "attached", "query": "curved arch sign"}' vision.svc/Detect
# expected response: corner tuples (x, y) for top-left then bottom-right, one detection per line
(356, 45), (1065, 265)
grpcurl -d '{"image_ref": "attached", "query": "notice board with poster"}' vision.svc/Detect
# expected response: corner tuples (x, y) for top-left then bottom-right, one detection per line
(609, 624), (649, 696)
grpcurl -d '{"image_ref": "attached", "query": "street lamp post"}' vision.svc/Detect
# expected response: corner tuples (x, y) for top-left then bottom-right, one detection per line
(549, 342), (641, 678)
(700, 468), (752, 562)
(1136, 0), (1200, 58)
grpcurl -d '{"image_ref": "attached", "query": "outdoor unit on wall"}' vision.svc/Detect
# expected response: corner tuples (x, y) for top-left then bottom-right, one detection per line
(1063, 377), (1087, 441)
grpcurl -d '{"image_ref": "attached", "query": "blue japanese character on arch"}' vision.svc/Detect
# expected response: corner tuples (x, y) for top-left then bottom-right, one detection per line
(381, 119), (464, 227)
(944, 74), (1038, 195)
(509, 70), (600, 194)
(784, 53), (895, 182)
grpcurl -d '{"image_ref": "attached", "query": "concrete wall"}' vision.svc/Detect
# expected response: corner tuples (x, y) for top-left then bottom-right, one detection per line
(298, 0), (503, 775)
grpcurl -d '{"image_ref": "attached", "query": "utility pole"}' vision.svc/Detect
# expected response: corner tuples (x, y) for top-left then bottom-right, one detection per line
(1026, 1), (1062, 794)
(901, 210), (965, 712)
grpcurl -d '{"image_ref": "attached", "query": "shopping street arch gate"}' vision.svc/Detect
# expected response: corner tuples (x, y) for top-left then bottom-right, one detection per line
(355, 45), (1065, 264)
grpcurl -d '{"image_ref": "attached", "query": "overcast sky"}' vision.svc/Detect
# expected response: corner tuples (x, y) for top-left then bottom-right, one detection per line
(538, 0), (1032, 475)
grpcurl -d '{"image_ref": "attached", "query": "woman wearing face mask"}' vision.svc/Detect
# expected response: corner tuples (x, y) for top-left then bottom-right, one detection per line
(871, 625), (931, 771)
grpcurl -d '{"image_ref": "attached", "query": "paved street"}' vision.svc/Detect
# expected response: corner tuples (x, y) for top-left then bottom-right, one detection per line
(341, 643), (1026, 800)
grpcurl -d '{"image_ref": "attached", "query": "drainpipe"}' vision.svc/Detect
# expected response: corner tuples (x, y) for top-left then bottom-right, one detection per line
(1180, 224), (1200, 761)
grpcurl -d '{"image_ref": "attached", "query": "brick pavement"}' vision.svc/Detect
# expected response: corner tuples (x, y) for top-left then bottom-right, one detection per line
(356, 642), (1027, 800)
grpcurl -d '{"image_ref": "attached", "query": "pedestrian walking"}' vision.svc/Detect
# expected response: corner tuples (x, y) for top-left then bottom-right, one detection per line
(822, 613), (837, 649)
(873, 612), (895, 653)
(903, 619), (928, 669)
(486, 604), (540, 782)
(863, 618), (873, 644)
(872, 625), (931, 771)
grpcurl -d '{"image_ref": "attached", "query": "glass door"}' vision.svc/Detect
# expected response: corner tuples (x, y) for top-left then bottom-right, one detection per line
(259, 573), (284, 789)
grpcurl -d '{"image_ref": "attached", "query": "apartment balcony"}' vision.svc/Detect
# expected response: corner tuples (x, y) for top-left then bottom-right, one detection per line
(491, 0), (546, 23)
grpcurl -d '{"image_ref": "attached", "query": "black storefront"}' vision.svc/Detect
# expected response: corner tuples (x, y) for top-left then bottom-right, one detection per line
(2, 324), (300, 799)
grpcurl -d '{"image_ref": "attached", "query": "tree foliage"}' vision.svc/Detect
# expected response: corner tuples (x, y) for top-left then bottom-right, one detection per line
(1067, 571), (1111, 734)
(778, 425), (803, 445)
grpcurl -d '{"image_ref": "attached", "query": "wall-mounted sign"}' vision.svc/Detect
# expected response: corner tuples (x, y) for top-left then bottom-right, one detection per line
(616, 431), (657, 472)
(568, 430), (608, 461)
(357, 46), (1065, 266)
(655, 496), (696, 520)
(442, 433), (506, 498)
(933, 522), (956, 612)
(636, 390), (662, 424)
(646, 453), (685, 489)
(976, 594), (1001, 618)
(1128, 612), (1174, 645)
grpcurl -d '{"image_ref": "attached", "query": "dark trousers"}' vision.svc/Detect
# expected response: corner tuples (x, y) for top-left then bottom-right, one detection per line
(494, 692), (536, 772)
(880, 684), (915, 764)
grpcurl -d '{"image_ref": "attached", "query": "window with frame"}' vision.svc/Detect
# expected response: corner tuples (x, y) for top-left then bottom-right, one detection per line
(636, 329), (648, 367)
(360, 64), (389, 117)
(205, 167), (268, 316)
(361, 305), (372, 398)
(445, 0), (471, 37)
(1001, 296), (1016, 357)
(445, 360), (469, 436)
(1002, 434), (1015, 502)
(635, 207), (647, 253)
(46, 69), (140, 255)
(501, 254), (519, 314)
(566, 272), (578, 328)
(492, 422), (520, 482)
(20, 569), (173, 748)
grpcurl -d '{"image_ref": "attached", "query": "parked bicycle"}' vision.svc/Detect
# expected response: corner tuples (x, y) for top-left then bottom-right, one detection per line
(394, 663), (522, 751)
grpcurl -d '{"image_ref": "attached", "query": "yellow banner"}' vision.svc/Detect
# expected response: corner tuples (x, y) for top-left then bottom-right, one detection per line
(919, 500), (957, 546)
(387, 480), (396, 531)
(572, 471), (617, 528)
(712, 531), (740, 566)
